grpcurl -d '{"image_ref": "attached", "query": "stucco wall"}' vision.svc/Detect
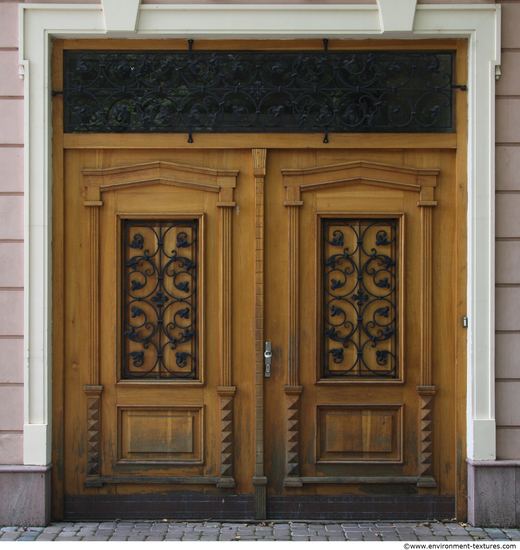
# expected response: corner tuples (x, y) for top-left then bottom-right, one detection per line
(0, 0), (24, 466)
(495, 0), (520, 459)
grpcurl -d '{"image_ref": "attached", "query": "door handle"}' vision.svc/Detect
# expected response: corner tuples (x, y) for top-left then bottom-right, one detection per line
(264, 342), (272, 377)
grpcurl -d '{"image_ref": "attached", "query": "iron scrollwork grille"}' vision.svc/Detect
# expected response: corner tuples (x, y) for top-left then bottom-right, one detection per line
(322, 218), (398, 378)
(63, 51), (456, 134)
(123, 219), (198, 379)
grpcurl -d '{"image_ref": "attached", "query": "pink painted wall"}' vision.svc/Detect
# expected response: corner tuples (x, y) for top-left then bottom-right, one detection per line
(0, 0), (518, 465)
(0, 0), (24, 465)
(494, 0), (520, 459)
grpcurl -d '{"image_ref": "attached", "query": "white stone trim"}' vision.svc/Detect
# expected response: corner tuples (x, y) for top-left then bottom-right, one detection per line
(19, 3), (500, 465)
(377, 0), (417, 34)
(102, 0), (141, 33)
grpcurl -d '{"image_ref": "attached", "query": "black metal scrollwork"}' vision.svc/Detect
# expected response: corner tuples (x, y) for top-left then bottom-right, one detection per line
(63, 51), (456, 134)
(323, 219), (397, 378)
(123, 220), (198, 379)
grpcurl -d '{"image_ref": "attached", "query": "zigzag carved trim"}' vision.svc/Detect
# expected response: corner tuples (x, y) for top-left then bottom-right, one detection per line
(84, 385), (103, 483)
(417, 385), (436, 488)
(217, 386), (236, 488)
(283, 385), (303, 487)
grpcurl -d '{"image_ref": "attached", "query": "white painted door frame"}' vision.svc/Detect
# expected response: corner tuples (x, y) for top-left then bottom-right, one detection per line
(19, 1), (500, 466)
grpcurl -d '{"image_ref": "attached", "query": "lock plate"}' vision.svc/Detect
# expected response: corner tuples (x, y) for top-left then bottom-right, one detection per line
(264, 342), (272, 377)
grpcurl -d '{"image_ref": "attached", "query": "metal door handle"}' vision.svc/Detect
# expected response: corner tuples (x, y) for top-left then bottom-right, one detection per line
(264, 342), (272, 377)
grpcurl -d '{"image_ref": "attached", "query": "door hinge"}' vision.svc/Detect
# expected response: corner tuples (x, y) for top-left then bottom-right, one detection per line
(462, 316), (468, 328)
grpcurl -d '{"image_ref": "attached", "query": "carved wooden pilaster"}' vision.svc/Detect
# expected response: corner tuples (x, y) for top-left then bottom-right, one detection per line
(283, 184), (304, 488)
(284, 185), (302, 388)
(218, 203), (233, 387)
(217, 182), (237, 489)
(252, 149), (267, 518)
(217, 386), (237, 488)
(417, 186), (437, 488)
(84, 195), (102, 387)
(419, 201), (434, 386)
(83, 191), (103, 487)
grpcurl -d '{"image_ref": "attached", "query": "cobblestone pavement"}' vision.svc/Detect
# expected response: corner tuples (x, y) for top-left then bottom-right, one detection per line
(2, 521), (520, 542)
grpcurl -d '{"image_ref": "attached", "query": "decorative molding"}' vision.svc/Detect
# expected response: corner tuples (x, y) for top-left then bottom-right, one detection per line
(301, 476), (423, 484)
(0, 465), (52, 474)
(216, 386), (237, 489)
(283, 385), (303, 488)
(83, 385), (103, 486)
(82, 161), (238, 203)
(282, 161), (438, 204)
(252, 148), (267, 519)
(86, 476), (219, 485)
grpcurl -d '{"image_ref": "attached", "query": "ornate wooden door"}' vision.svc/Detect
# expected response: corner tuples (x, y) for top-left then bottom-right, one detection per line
(261, 148), (459, 519)
(59, 148), (259, 519)
(55, 145), (462, 520)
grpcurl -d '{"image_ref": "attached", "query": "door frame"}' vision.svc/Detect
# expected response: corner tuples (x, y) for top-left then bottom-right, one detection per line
(20, 2), (499, 522)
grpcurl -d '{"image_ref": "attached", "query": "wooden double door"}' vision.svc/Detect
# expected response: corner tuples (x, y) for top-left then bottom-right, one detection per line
(55, 144), (464, 520)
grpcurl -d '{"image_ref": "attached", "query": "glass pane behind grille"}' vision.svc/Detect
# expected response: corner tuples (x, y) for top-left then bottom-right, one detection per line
(63, 51), (455, 134)
(322, 219), (398, 378)
(122, 220), (198, 379)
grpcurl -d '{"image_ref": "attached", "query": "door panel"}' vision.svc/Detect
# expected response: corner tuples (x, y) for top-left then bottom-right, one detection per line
(58, 146), (459, 520)
(263, 149), (456, 518)
(62, 149), (257, 518)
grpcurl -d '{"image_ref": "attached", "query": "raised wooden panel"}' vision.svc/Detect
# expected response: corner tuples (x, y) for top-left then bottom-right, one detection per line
(316, 404), (403, 463)
(118, 405), (203, 464)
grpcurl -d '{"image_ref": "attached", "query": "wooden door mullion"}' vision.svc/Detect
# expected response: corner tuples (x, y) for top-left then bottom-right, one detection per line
(252, 149), (268, 519)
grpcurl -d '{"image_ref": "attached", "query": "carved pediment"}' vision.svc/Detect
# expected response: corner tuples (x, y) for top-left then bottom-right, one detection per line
(282, 161), (438, 205)
(82, 161), (239, 206)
